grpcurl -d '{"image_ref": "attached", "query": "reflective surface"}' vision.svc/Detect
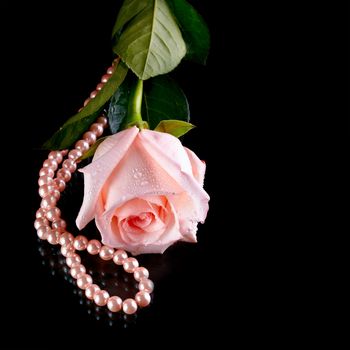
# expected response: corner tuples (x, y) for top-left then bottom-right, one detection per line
(37, 239), (145, 328)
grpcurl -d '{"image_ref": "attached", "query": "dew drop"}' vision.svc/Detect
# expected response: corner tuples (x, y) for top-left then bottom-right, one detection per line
(133, 171), (143, 179)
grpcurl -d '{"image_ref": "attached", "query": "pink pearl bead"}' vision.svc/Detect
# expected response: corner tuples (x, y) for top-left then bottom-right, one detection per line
(47, 230), (61, 245)
(96, 83), (104, 91)
(94, 290), (110, 306)
(99, 246), (114, 260)
(70, 264), (86, 279)
(135, 291), (151, 307)
(61, 243), (75, 257)
(41, 195), (57, 209)
(36, 208), (46, 219)
(107, 66), (114, 75)
(38, 184), (53, 197)
(66, 253), (81, 267)
(138, 278), (154, 293)
(39, 167), (54, 177)
(46, 207), (61, 221)
(87, 240), (101, 255)
(59, 232), (74, 246)
(75, 140), (89, 153)
(38, 175), (53, 186)
(85, 284), (100, 300)
(123, 299), (138, 315)
(51, 219), (66, 231)
(62, 159), (77, 172)
(68, 149), (82, 161)
(57, 168), (71, 182)
(34, 218), (49, 230)
(38, 184), (55, 198)
(51, 189), (61, 200)
(107, 296), (122, 312)
(97, 116), (108, 127)
(77, 274), (92, 290)
(134, 267), (149, 282)
(70, 262), (80, 269)
(37, 226), (50, 240)
(73, 235), (88, 251)
(65, 251), (76, 258)
(84, 98), (91, 106)
(48, 151), (63, 163)
(113, 249), (128, 265)
(83, 131), (97, 145)
(53, 178), (66, 192)
(123, 257), (139, 273)
(90, 123), (104, 137)
(90, 90), (98, 99)
(101, 74), (111, 83)
(43, 159), (58, 171)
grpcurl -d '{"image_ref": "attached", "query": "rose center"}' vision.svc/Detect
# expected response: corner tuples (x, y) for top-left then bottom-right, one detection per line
(127, 212), (153, 229)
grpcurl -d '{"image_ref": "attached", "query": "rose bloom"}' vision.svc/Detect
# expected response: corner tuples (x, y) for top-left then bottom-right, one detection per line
(76, 126), (209, 254)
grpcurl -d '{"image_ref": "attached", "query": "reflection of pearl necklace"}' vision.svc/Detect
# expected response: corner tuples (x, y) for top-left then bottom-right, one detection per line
(34, 61), (154, 315)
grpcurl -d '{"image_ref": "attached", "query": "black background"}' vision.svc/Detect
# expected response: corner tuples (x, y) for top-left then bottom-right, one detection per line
(0, 0), (294, 347)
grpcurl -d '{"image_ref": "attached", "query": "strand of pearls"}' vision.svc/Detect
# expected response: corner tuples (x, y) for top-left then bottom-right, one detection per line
(34, 59), (153, 315)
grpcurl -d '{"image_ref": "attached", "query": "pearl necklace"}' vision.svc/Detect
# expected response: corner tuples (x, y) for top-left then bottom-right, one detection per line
(34, 59), (154, 315)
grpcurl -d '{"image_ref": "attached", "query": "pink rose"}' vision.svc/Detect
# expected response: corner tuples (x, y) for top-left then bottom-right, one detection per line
(76, 126), (209, 255)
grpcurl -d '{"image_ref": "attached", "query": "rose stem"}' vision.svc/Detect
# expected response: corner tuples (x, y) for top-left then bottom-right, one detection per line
(126, 79), (148, 129)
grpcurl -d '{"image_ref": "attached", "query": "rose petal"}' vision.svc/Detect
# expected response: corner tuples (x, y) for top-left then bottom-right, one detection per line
(141, 195), (167, 208)
(184, 147), (206, 186)
(168, 192), (199, 242)
(139, 130), (209, 222)
(119, 217), (165, 243)
(102, 136), (183, 214)
(76, 127), (139, 229)
(114, 200), (166, 244)
(115, 198), (155, 220)
(97, 199), (181, 254)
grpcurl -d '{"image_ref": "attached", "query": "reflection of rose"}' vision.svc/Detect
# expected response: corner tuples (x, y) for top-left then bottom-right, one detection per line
(76, 126), (209, 255)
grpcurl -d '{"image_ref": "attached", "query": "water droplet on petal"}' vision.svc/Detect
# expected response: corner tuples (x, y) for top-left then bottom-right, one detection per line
(133, 171), (143, 179)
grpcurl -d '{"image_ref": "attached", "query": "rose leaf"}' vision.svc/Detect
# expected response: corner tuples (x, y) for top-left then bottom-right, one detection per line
(43, 60), (128, 150)
(112, 0), (186, 80)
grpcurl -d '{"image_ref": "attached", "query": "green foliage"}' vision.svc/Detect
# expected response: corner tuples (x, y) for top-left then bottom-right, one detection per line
(142, 75), (189, 129)
(155, 119), (195, 137)
(166, 0), (210, 64)
(112, 0), (186, 80)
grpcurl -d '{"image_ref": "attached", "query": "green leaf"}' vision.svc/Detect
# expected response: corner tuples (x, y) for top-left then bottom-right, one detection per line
(112, 0), (148, 39)
(154, 119), (195, 137)
(79, 136), (109, 160)
(107, 72), (134, 134)
(43, 60), (128, 150)
(112, 0), (186, 80)
(142, 75), (189, 129)
(166, 0), (210, 64)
